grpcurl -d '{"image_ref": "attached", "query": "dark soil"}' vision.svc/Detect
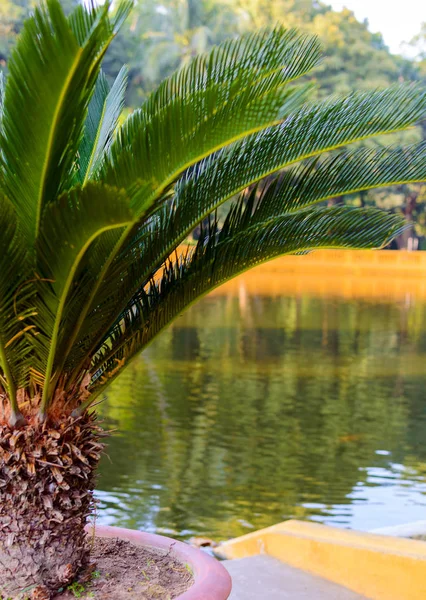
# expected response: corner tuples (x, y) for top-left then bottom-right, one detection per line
(55, 537), (194, 600)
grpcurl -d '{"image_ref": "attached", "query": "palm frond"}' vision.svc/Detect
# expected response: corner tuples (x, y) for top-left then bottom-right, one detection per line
(172, 89), (426, 214)
(56, 26), (321, 377)
(79, 66), (128, 184)
(65, 137), (426, 376)
(103, 77), (424, 220)
(88, 195), (404, 399)
(116, 141), (426, 296)
(62, 48), (426, 391)
(141, 26), (321, 119)
(0, 0), (118, 246)
(1, 5), (425, 420)
(85, 85), (424, 333)
(102, 26), (322, 213)
(34, 182), (134, 413)
(0, 197), (32, 404)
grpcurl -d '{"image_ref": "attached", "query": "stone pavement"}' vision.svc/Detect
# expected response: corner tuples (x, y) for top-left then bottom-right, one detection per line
(224, 555), (370, 600)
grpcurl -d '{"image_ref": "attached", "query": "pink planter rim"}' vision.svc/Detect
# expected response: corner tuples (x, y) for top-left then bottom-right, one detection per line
(87, 524), (232, 600)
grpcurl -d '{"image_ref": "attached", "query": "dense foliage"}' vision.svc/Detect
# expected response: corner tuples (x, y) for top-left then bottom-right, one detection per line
(0, 1), (426, 596)
(0, 0), (425, 424)
(3, 0), (425, 248)
(2, 2), (423, 105)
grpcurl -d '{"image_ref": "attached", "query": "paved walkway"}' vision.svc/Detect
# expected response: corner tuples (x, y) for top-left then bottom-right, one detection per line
(224, 555), (370, 600)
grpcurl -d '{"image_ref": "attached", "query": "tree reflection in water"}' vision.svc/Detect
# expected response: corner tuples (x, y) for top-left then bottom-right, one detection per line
(97, 291), (426, 541)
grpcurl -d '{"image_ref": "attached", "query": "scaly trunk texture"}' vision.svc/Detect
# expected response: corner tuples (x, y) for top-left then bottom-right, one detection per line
(0, 413), (104, 600)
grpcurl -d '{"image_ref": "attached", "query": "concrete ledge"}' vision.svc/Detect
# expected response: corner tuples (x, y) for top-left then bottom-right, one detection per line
(219, 520), (426, 600)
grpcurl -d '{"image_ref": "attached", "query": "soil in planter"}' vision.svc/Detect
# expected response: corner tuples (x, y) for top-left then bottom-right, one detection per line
(56, 537), (194, 600)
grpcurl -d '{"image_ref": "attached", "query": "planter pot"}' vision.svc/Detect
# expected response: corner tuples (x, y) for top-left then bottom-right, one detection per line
(89, 524), (232, 600)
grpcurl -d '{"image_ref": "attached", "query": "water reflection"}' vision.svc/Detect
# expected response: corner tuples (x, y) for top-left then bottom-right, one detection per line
(96, 292), (426, 541)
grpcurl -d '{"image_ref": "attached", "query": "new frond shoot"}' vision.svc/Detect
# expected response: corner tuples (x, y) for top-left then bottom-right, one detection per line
(0, 0), (425, 597)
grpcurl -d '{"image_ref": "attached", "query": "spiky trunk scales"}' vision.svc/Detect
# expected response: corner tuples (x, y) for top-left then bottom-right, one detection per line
(0, 413), (104, 600)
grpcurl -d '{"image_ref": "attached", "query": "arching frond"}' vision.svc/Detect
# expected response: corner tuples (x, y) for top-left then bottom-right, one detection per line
(72, 85), (424, 357)
(103, 81), (425, 219)
(55, 27), (322, 380)
(88, 195), (405, 400)
(106, 141), (426, 308)
(173, 89), (426, 212)
(34, 182), (134, 414)
(65, 137), (426, 377)
(102, 26), (322, 213)
(0, 2), (425, 420)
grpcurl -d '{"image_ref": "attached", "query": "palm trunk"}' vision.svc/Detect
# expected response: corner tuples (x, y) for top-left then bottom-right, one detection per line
(0, 413), (104, 600)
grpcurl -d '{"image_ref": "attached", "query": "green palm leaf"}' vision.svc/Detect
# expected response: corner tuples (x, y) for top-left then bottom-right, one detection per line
(73, 84), (424, 366)
(35, 182), (134, 414)
(79, 66), (128, 183)
(0, 2), (425, 422)
(88, 197), (405, 399)
(66, 136), (426, 376)
(0, 197), (31, 411)
(176, 89), (426, 210)
(102, 26), (321, 213)
(100, 141), (426, 308)
(103, 81), (424, 218)
(52, 25), (321, 378)
(0, 0), (123, 245)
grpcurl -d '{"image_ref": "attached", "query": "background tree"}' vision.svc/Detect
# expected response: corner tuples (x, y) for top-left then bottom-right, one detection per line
(0, 0), (33, 67)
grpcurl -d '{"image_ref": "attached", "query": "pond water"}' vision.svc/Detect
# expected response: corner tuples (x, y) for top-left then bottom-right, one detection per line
(96, 275), (426, 542)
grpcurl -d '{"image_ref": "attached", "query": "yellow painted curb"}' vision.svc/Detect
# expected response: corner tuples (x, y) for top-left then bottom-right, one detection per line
(220, 520), (426, 600)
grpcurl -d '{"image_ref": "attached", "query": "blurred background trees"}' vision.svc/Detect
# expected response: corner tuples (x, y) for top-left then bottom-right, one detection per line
(1, 0), (425, 248)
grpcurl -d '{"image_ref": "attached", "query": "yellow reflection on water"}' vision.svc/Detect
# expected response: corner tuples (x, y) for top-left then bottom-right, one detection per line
(208, 250), (426, 300)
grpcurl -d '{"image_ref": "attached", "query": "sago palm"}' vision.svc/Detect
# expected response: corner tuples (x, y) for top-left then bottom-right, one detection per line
(0, 0), (425, 597)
